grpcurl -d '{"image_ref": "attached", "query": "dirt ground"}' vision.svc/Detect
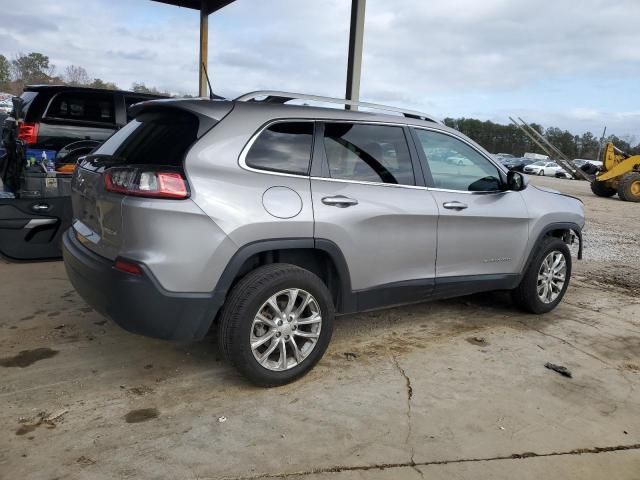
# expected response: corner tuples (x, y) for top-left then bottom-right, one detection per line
(1, 176), (639, 479)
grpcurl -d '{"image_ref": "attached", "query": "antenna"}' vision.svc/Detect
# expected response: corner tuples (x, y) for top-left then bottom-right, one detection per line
(201, 62), (224, 100)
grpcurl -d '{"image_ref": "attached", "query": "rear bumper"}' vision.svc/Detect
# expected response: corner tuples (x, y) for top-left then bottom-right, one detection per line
(62, 229), (222, 341)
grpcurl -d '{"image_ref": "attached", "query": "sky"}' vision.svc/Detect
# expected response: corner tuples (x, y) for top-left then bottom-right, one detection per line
(1, 0), (639, 138)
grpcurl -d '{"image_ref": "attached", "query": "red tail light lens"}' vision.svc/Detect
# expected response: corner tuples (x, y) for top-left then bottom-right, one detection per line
(18, 122), (39, 144)
(104, 167), (189, 199)
(114, 259), (143, 276)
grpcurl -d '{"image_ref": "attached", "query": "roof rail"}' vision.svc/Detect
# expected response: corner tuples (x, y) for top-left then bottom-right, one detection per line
(235, 90), (441, 123)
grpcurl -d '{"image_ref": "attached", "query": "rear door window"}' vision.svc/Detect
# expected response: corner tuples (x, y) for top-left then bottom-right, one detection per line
(45, 92), (115, 124)
(245, 122), (314, 175)
(322, 123), (415, 185)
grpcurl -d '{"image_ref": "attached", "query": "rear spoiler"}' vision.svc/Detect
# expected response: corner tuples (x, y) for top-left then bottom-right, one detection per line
(128, 98), (234, 137)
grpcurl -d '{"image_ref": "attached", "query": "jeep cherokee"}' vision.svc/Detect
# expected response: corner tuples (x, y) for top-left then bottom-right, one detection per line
(63, 91), (585, 386)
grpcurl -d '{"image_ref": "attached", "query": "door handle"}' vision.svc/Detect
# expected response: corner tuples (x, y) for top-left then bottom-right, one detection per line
(443, 201), (468, 211)
(321, 195), (358, 208)
(31, 203), (51, 212)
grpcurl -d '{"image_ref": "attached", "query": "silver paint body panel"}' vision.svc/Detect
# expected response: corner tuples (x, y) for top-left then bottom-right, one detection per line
(69, 99), (585, 296)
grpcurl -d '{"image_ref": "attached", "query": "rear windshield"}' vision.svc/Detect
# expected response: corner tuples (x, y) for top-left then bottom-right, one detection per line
(95, 111), (200, 166)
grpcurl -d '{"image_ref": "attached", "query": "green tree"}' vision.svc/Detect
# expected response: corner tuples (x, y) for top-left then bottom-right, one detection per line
(89, 78), (119, 90)
(0, 54), (10, 89)
(12, 52), (53, 84)
(131, 82), (169, 96)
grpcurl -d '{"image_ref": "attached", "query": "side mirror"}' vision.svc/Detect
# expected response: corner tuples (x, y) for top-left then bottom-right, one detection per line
(506, 171), (527, 191)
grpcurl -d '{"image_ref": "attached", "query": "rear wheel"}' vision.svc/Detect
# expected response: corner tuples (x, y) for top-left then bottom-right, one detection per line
(590, 180), (617, 197)
(512, 236), (571, 314)
(218, 263), (334, 387)
(618, 172), (640, 202)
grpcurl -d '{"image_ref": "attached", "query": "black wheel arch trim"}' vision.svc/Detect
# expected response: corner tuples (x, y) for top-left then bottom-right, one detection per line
(211, 237), (355, 314)
(523, 222), (583, 276)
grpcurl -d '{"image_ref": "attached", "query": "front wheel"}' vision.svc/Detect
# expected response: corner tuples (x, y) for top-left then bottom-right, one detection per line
(537, 169), (544, 176)
(512, 236), (572, 314)
(618, 172), (640, 202)
(218, 263), (334, 387)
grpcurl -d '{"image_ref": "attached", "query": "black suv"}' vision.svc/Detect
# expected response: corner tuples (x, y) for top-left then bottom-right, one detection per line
(0, 85), (164, 260)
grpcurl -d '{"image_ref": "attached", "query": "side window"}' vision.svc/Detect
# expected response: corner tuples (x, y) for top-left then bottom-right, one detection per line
(414, 129), (502, 191)
(245, 122), (314, 175)
(322, 123), (415, 185)
(46, 92), (115, 124)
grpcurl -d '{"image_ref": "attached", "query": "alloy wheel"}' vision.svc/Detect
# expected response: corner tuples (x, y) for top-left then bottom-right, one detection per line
(537, 251), (566, 303)
(250, 288), (322, 371)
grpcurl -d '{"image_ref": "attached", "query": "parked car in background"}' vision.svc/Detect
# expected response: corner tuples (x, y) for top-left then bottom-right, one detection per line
(0, 85), (165, 261)
(63, 90), (585, 386)
(524, 152), (549, 161)
(523, 161), (565, 176)
(501, 157), (534, 172)
(0, 96), (14, 115)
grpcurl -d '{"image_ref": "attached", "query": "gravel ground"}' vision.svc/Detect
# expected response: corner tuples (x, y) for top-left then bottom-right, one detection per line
(530, 175), (640, 296)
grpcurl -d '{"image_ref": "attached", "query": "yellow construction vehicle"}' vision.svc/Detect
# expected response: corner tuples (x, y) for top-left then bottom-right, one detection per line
(590, 143), (640, 202)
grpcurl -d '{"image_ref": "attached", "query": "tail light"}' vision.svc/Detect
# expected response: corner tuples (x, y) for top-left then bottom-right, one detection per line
(18, 121), (39, 144)
(104, 167), (189, 199)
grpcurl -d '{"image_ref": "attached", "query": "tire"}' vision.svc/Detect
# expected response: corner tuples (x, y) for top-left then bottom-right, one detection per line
(590, 180), (617, 198)
(218, 263), (335, 387)
(512, 236), (572, 314)
(537, 170), (544, 176)
(617, 172), (640, 202)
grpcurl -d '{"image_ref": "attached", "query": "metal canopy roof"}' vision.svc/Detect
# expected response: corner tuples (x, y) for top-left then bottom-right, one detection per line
(151, 0), (236, 15)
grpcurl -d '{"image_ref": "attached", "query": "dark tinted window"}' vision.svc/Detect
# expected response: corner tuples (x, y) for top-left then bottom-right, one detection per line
(323, 123), (415, 185)
(46, 92), (115, 124)
(95, 111), (199, 166)
(414, 129), (502, 191)
(245, 122), (314, 175)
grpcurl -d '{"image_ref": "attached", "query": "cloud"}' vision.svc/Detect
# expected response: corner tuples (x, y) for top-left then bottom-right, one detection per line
(0, 0), (638, 136)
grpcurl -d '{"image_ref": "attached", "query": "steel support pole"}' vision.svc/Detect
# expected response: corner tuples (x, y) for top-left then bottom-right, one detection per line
(345, 0), (366, 110)
(199, 0), (209, 97)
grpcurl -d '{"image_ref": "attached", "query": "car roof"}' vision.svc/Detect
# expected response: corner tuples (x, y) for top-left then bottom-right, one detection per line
(24, 84), (167, 98)
(133, 97), (459, 133)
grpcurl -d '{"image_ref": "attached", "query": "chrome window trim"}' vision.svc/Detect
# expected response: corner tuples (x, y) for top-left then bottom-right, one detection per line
(411, 125), (509, 194)
(238, 118), (511, 196)
(238, 118), (316, 179)
(239, 117), (421, 184)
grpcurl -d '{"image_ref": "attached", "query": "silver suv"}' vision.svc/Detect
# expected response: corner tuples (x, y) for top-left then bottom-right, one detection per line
(63, 91), (585, 386)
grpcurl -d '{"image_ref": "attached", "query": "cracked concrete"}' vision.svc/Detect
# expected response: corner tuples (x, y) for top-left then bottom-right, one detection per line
(1, 176), (639, 479)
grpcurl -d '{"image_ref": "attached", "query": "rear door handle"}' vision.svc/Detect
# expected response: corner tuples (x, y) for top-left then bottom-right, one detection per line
(321, 195), (358, 208)
(443, 201), (468, 211)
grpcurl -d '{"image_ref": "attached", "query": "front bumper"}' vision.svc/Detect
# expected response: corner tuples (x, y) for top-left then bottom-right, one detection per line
(62, 229), (222, 341)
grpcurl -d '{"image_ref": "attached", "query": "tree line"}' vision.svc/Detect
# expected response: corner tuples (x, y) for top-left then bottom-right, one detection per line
(0, 51), (170, 96)
(443, 117), (639, 159)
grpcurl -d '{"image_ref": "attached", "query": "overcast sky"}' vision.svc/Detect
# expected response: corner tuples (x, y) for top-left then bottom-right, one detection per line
(1, 0), (639, 137)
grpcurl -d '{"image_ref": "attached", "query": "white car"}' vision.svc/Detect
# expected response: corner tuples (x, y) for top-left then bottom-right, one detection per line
(523, 161), (565, 176)
(0, 97), (13, 115)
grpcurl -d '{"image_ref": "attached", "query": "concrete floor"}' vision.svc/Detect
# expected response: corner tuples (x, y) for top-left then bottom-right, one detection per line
(1, 176), (639, 479)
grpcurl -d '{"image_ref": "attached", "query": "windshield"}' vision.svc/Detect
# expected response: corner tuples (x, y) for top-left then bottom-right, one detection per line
(531, 161), (546, 166)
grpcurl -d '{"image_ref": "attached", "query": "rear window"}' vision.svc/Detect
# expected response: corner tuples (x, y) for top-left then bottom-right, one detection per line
(95, 111), (199, 166)
(245, 122), (314, 175)
(45, 92), (115, 124)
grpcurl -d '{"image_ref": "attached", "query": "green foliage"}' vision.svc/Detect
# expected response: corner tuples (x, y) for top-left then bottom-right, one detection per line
(445, 117), (639, 159)
(89, 78), (119, 90)
(131, 82), (169, 96)
(0, 54), (10, 87)
(12, 52), (52, 84)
